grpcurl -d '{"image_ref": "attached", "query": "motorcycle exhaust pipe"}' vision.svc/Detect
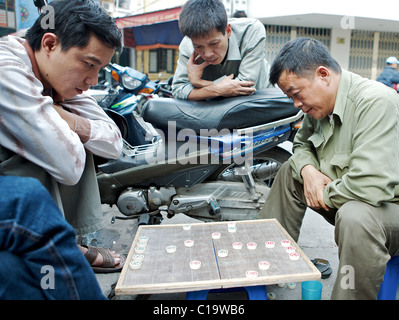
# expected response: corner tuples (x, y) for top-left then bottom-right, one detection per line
(220, 162), (279, 182)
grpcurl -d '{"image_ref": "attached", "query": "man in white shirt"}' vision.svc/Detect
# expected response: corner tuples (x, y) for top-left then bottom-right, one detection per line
(172, 0), (270, 100)
(0, 0), (124, 272)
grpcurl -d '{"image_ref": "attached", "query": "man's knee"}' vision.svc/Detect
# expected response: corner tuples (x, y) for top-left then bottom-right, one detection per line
(335, 201), (385, 245)
(336, 201), (366, 224)
(0, 176), (45, 206)
(336, 201), (376, 224)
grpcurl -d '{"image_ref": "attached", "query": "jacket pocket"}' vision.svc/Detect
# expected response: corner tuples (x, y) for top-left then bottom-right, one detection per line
(308, 132), (324, 149)
(330, 152), (350, 171)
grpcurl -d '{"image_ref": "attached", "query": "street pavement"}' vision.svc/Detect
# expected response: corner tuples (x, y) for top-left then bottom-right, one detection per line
(92, 204), (339, 300)
(86, 144), (399, 303)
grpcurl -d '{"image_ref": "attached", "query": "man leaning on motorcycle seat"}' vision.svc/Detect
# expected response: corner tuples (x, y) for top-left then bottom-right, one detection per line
(259, 37), (399, 300)
(172, 0), (271, 100)
(0, 0), (126, 273)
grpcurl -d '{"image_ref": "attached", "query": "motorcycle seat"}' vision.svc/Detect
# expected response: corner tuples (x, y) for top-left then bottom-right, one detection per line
(142, 88), (298, 135)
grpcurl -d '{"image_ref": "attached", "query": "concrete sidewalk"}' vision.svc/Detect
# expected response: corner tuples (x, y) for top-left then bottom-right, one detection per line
(93, 204), (339, 300)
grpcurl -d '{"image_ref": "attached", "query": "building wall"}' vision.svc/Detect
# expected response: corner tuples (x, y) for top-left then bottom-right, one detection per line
(133, 25), (399, 82)
(141, 0), (185, 14)
(264, 25), (399, 80)
(134, 48), (179, 81)
(124, 0), (399, 81)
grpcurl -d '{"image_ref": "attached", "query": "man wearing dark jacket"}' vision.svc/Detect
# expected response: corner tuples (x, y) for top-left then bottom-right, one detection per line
(377, 56), (399, 91)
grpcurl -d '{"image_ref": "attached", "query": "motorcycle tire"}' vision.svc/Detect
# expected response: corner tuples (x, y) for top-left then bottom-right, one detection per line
(209, 146), (292, 187)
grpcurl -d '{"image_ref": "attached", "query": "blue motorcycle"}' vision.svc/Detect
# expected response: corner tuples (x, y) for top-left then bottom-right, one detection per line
(91, 64), (302, 224)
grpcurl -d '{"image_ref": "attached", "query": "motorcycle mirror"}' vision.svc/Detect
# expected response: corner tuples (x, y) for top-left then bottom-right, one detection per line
(33, 0), (48, 11)
(104, 64), (120, 83)
(104, 63), (113, 71)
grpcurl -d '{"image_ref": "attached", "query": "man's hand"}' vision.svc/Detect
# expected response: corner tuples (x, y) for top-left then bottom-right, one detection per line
(186, 50), (256, 100)
(187, 74), (256, 100)
(187, 51), (210, 88)
(301, 164), (332, 211)
(215, 74), (256, 97)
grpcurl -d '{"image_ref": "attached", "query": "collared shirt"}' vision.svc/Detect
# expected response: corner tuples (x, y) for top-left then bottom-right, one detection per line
(172, 18), (270, 99)
(290, 69), (399, 209)
(0, 36), (122, 185)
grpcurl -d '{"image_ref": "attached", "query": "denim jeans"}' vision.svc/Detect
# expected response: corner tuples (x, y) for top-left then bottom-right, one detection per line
(0, 176), (106, 300)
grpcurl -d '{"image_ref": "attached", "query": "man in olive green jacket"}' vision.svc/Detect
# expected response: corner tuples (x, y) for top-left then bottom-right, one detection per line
(260, 37), (399, 299)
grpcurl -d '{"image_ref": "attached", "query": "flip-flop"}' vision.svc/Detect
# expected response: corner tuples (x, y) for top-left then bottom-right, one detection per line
(311, 258), (332, 279)
(83, 245), (126, 274)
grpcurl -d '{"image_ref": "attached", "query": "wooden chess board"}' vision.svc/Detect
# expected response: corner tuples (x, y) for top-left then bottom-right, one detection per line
(115, 219), (321, 295)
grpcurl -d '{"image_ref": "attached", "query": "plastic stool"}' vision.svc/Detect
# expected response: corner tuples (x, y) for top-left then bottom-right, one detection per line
(378, 256), (399, 300)
(186, 285), (267, 300)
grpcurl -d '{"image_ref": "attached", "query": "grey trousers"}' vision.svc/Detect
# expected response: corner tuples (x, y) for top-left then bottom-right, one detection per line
(0, 147), (103, 235)
(259, 162), (399, 300)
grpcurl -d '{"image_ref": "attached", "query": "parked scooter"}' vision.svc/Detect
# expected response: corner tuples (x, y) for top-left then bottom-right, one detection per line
(92, 64), (302, 225)
(89, 63), (172, 110)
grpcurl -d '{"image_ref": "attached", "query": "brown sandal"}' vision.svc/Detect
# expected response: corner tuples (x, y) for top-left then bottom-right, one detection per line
(83, 245), (125, 274)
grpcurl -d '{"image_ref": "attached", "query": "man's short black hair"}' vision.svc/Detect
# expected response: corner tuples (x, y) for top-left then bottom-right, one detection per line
(26, 0), (122, 52)
(269, 37), (341, 85)
(178, 0), (228, 38)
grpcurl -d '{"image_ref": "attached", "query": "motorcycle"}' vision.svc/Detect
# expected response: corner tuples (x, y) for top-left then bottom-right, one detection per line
(91, 64), (302, 225)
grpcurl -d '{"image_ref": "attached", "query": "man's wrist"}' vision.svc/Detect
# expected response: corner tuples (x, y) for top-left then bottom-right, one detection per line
(191, 78), (212, 88)
(300, 164), (315, 176)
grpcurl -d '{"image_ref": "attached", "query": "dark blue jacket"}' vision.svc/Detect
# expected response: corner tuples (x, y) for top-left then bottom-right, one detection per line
(377, 66), (399, 90)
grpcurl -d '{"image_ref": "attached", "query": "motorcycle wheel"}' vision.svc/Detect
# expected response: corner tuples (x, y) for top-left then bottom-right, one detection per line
(210, 146), (291, 187)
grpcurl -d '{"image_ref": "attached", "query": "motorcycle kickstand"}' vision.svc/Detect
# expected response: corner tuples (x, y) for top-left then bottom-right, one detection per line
(236, 161), (260, 202)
